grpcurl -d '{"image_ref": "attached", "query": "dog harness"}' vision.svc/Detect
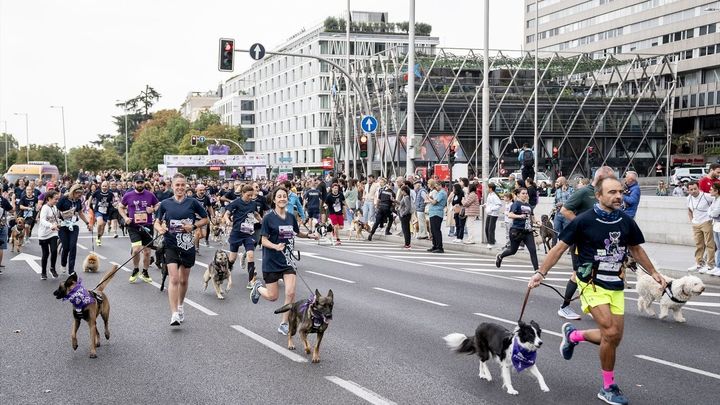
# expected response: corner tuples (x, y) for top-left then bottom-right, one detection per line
(510, 337), (537, 372)
(299, 295), (329, 331)
(663, 281), (687, 304)
(63, 279), (96, 311)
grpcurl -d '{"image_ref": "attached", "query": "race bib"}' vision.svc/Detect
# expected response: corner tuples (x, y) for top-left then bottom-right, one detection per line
(240, 222), (254, 234)
(98, 205), (108, 214)
(333, 201), (341, 212)
(169, 219), (186, 233)
(279, 225), (294, 239)
(134, 212), (148, 223)
(598, 262), (621, 272)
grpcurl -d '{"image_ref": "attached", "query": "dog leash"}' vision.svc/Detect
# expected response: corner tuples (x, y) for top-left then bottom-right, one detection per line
(290, 250), (316, 296)
(518, 287), (532, 322)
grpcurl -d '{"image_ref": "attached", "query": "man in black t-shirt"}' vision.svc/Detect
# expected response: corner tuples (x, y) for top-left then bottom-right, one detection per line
(90, 181), (115, 246)
(529, 177), (665, 405)
(223, 184), (261, 288)
(18, 186), (39, 242)
(193, 184), (214, 251)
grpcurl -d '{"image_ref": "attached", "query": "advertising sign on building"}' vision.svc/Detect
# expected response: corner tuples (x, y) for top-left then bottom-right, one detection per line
(321, 157), (334, 169)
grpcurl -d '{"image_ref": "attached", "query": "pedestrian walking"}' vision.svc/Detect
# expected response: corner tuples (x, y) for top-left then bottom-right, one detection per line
(450, 183), (466, 243)
(398, 185), (413, 249)
(367, 178), (395, 241)
(461, 182), (480, 244)
(57, 184), (91, 275)
(708, 182), (720, 276)
(154, 173), (209, 326)
(502, 192), (514, 249)
(621, 171), (640, 219)
(425, 179), (447, 253)
(495, 188), (539, 270)
(483, 183), (502, 248)
(37, 189), (60, 280)
(414, 180), (429, 240)
(518, 143), (535, 182)
(686, 181), (716, 273)
(0, 191), (15, 275)
(528, 176), (666, 405)
(344, 179), (358, 224)
(249, 187), (317, 335)
(363, 175), (379, 227)
(525, 177), (539, 210)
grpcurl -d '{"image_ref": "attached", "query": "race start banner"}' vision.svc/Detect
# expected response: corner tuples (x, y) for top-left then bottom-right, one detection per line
(164, 154), (267, 167)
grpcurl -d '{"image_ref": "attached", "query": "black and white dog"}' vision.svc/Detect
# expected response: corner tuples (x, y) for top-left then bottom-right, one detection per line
(444, 321), (549, 395)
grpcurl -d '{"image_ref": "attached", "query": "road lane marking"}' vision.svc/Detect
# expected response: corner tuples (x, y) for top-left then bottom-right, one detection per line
(110, 261), (218, 316)
(635, 355), (720, 380)
(325, 376), (397, 405)
(75, 245), (108, 259)
(373, 287), (448, 307)
(473, 312), (563, 337)
(438, 262), (535, 268)
(230, 325), (308, 363)
(306, 271), (356, 283)
(623, 296), (720, 315)
(303, 252), (362, 267)
(10, 253), (42, 274)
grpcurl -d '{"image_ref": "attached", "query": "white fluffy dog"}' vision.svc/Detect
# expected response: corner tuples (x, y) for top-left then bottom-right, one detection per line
(636, 271), (705, 323)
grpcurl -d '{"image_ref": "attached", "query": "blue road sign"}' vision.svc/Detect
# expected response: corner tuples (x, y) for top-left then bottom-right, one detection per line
(361, 115), (378, 133)
(199, 136), (206, 143)
(250, 43), (266, 60)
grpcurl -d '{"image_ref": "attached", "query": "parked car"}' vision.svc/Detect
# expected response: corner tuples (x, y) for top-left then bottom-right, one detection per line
(670, 167), (707, 185)
(512, 171), (550, 184)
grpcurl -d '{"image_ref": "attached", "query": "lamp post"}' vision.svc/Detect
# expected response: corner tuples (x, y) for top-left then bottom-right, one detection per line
(533, 0), (539, 177)
(481, 0), (490, 243)
(50, 106), (68, 174)
(116, 100), (129, 172)
(407, 0), (416, 177)
(345, 0), (351, 177)
(13, 112), (29, 162)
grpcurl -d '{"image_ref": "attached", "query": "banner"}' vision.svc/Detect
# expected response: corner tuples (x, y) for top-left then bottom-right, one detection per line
(164, 154), (267, 167)
(207, 144), (230, 155)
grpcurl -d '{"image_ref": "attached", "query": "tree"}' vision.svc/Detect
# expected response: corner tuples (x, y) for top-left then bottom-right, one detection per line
(128, 126), (177, 171)
(192, 110), (222, 131)
(68, 146), (123, 173)
(0, 133), (19, 173)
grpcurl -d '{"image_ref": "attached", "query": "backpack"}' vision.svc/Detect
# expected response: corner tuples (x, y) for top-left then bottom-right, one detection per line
(522, 150), (534, 167)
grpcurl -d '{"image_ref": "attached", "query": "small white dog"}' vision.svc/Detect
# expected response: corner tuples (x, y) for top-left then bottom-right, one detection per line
(636, 271), (705, 323)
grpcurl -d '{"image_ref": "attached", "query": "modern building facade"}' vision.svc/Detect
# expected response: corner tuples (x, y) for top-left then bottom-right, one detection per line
(525, 0), (720, 155)
(179, 90), (220, 122)
(212, 11), (438, 175)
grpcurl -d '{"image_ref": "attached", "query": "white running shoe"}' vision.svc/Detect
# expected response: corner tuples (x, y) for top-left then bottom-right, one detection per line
(177, 305), (184, 323)
(688, 264), (702, 271)
(452, 239), (463, 244)
(557, 306), (582, 320)
(708, 268), (720, 276)
(170, 312), (181, 326)
(698, 266), (710, 274)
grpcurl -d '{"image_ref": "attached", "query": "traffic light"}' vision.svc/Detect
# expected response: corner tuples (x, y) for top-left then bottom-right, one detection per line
(218, 38), (235, 72)
(359, 134), (368, 158)
(191, 135), (198, 146)
(587, 146), (594, 154)
(448, 144), (456, 165)
(552, 146), (559, 158)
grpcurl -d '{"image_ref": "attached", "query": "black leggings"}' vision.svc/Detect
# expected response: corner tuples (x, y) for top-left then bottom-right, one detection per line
(370, 208), (392, 235)
(59, 227), (79, 273)
(400, 214), (412, 246)
(454, 213), (466, 240)
(39, 236), (59, 274)
(499, 228), (539, 270)
(430, 216), (443, 250)
(485, 215), (498, 244)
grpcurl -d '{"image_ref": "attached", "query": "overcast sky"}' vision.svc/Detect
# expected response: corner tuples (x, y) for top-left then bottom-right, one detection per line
(0, 0), (524, 150)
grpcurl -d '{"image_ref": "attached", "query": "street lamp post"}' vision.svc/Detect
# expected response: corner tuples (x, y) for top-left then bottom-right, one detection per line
(13, 112), (29, 162)
(50, 106), (68, 174)
(481, 0), (490, 244)
(533, 0), (539, 177)
(407, 0), (416, 177)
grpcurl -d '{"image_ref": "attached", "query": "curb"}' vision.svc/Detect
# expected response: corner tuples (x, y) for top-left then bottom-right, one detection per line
(369, 233), (720, 287)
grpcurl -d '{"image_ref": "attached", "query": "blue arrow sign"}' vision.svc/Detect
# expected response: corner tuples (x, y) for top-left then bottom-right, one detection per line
(198, 136), (206, 143)
(361, 115), (378, 133)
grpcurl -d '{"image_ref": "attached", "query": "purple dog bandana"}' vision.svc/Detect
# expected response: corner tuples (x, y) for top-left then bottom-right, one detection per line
(63, 279), (96, 310)
(511, 337), (537, 372)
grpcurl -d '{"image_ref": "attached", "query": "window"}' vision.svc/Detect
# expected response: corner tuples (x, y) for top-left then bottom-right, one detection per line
(319, 130), (329, 144)
(241, 100), (254, 110)
(699, 93), (705, 107)
(690, 94), (696, 108)
(709, 91), (715, 106)
(681, 95), (688, 109)
(319, 95), (329, 109)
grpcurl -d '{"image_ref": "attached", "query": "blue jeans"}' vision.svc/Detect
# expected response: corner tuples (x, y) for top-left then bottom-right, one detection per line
(714, 231), (720, 270)
(553, 211), (570, 245)
(362, 201), (375, 224)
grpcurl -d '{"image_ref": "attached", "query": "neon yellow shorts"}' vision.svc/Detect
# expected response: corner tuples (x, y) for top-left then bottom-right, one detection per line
(577, 279), (625, 315)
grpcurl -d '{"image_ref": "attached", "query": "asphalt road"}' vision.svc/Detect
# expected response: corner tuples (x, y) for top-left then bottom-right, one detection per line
(1, 231), (718, 405)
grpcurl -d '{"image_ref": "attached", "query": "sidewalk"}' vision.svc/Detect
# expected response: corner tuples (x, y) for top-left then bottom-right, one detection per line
(368, 217), (720, 286)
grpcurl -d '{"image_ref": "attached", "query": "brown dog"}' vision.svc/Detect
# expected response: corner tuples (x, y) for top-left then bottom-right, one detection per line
(274, 289), (334, 363)
(52, 265), (119, 358)
(10, 217), (26, 253)
(83, 252), (100, 273)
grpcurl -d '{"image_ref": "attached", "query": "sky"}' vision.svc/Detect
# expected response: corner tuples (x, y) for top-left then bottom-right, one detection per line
(0, 0), (524, 150)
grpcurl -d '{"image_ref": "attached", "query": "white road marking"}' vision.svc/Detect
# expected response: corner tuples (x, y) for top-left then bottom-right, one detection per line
(473, 312), (563, 338)
(75, 246), (108, 260)
(77, 243), (87, 250)
(439, 262), (535, 268)
(10, 253), (42, 274)
(303, 252), (362, 267)
(230, 325), (308, 363)
(306, 271), (356, 283)
(325, 376), (397, 405)
(195, 262), (209, 268)
(623, 296), (720, 315)
(373, 287), (448, 307)
(635, 355), (720, 380)
(110, 261), (218, 316)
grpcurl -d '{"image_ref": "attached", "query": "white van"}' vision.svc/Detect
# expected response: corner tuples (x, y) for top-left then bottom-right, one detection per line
(670, 167), (707, 184)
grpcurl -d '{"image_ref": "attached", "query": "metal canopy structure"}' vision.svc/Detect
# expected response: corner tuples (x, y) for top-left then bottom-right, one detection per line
(332, 47), (676, 179)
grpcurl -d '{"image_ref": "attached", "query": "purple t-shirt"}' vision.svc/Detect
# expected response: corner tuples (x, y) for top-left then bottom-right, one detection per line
(121, 190), (159, 225)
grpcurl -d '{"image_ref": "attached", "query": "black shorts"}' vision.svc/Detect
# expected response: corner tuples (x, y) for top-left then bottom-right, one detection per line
(263, 268), (296, 284)
(23, 217), (35, 227)
(128, 226), (153, 247)
(164, 246), (196, 268)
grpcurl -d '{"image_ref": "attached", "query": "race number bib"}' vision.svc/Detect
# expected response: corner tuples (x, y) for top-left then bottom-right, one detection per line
(279, 225), (294, 239)
(98, 205), (108, 214)
(240, 222), (254, 234)
(134, 212), (148, 223)
(169, 219), (186, 233)
(333, 201), (341, 212)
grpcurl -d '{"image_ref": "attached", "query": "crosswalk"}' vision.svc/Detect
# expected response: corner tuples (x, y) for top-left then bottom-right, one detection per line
(298, 239), (720, 311)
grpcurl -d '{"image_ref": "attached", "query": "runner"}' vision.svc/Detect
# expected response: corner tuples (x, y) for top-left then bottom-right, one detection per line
(528, 176), (665, 405)
(18, 185), (39, 243)
(154, 173), (208, 326)
(223, 184), (261, 289)
(324, 183), (345, 245)
(89, 181), (115, 246)
(56, 184), (91, 275)
(193, 183), (214, 253)
(119, 174), (159, 284)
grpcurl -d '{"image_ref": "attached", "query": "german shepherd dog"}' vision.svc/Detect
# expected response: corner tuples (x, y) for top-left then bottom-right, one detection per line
(52, 265), (120, 358)
(274, 289), (334, 363)
(538, 214), (556, 253)
(10, 217), (26, 253)
(203, 250), (232, 299)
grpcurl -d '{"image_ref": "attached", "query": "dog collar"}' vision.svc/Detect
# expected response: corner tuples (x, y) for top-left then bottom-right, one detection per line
(299, 295), (329, 328)
(663, 281), (687, 304)
(511, 337), (537, 372)
(63, 279), (96, 310)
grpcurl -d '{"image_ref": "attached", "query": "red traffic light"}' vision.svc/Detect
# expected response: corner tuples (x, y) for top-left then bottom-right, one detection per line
(359, 135), (368, 143)
(219, 38), (235, 72)
(224, 42), (233, 52)
(588, 146), (594, 154)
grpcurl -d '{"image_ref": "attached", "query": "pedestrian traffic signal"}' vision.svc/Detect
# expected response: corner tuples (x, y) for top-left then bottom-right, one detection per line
(359, 134), (368, 158)
(448, 144), (456, 165)
(552, 146), (559, 158)
(219, 38), (235, 72)
(191, 135), (198, 146)
(587, 146), (594, 154)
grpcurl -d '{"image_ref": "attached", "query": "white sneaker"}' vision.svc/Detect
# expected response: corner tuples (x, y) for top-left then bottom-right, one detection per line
(463, 240), (475, 244)
(698, 266), (710, 274)
(60, 267), (67, 275)
(708, 268), (720, 276)
(177, 305), (184, 323)
(170, 312), (181, 326)
(452, 239), (463, 244)
(688, 264), (702, 271)
(557, 307), (582, 320)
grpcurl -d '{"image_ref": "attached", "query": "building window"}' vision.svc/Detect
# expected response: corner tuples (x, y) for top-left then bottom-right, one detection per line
(319, 130), (329, 144)
(241, 114), (255, 125)
(681, 95), (688, 109)
(699, 93), (705, 107)
(319, 95), (329, 109)
(709, 91), (715, 106)
(690, 94), (696, 108)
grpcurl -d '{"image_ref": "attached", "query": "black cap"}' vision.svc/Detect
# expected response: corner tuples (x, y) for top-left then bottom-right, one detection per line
(133, 174), (145, 183)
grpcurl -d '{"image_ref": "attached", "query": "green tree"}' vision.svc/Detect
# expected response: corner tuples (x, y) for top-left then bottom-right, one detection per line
(192, 110), (222, 131)
(0, 133), (19, 173)
(128, 127), (177, 171)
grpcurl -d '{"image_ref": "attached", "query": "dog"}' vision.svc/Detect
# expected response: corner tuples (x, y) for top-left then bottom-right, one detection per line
(210, 217), (226, 243)
(203, 250), (232, 299)
(83, 252), (100, 273)
(315, 221), (334, 245)
(154, 237), (169, 291)
(444, 321), (549, 395)
(348, 211), (365, 240)
(538, 214), (555, 253)
(636, 270), (705, 323)
(274, 289), (334, 363)
(52, 265), (119, 358)
(10, 217), (26, 253)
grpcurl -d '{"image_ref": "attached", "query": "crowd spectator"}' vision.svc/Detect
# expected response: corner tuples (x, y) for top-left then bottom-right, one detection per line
(686, 181), (715, 273)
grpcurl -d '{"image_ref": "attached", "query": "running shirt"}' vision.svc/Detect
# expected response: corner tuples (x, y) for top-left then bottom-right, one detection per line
(155, 197), (208, 251)
(260, 210), (299, 274)
(56, 196), (83, 227)
(18, 194), (39, 219)
(121, 190), (159, 226)
(92, 191), (115, 215)
(194, 194), (212, 213)
(225, 197), (259, 237)
(304, 189), (322, 212)
(559, 208), (645, 291)
(325, 192), (345, 215)
(509, 201), (533, 230)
